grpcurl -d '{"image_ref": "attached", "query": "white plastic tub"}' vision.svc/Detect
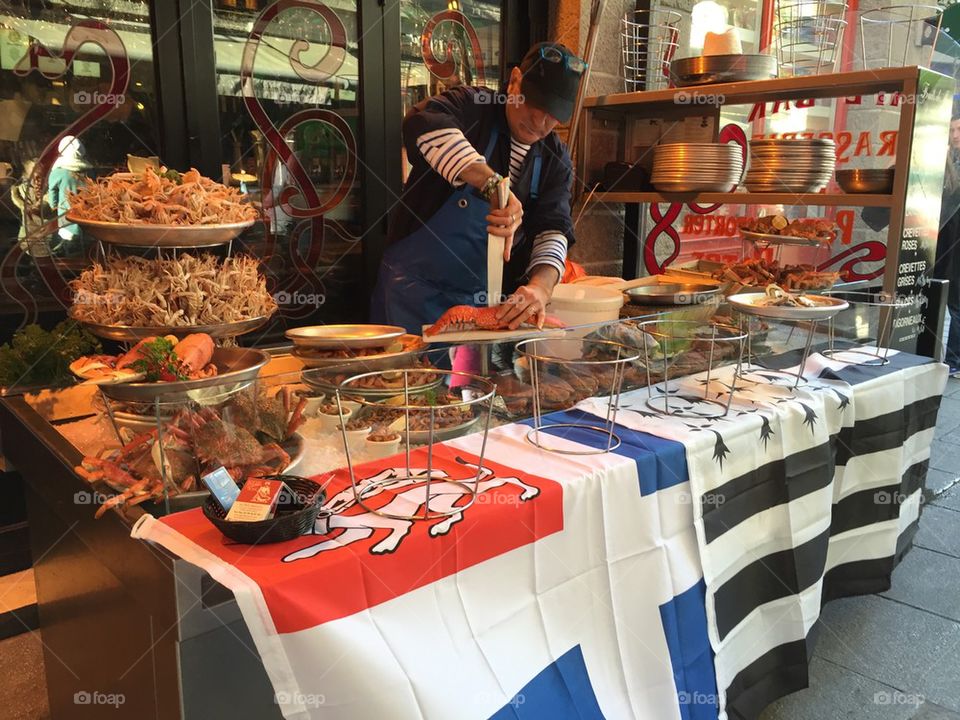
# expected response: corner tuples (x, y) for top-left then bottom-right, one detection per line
(547, 283), (624, 329)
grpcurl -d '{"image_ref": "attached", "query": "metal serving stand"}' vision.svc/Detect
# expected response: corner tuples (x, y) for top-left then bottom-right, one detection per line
(637, 320), (748, 418)
(514, 337), (639, 455)
(335, 369), (496, 522)
(822, 289), (915, 365)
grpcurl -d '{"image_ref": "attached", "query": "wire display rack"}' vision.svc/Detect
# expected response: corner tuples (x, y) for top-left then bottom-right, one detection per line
(822, 290), (914, 365)
(859, 5), (943, 71)
(335, 369), (497, 522)
(774, 0), (848, 77)
(636, 320), (748, 418)
(621, 9), (683, 92)
(515, 337), (639, 455)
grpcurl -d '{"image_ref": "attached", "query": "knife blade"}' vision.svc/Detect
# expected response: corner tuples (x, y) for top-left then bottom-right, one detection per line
(486, 177), (510, 308)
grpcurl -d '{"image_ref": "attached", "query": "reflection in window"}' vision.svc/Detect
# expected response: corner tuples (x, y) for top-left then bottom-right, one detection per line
(0, 1), (159, 337)
(213, 2), (363, 332)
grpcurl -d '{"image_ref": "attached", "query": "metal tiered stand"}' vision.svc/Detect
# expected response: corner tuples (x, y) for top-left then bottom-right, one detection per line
(515, 337), (639, 455)
(637, 320), (748, 418)
(335, 369), (497, 522)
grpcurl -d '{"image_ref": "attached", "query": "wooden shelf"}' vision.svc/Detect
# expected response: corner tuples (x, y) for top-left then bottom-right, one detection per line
(583, 66), (919, 113)
(594, 191), (894, 207)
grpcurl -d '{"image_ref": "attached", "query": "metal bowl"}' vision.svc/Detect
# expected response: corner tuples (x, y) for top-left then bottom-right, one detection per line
(670, 53), (778, 87)
(66, 216), (255, 248)
(70, 310), (272, 342)
(97, 347), (270, 403)
(625, 283), (720, 306)
(835, 168), (895, 194)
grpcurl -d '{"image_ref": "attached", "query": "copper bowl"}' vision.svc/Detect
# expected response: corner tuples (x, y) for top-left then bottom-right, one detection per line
(836, 168), (895, 194)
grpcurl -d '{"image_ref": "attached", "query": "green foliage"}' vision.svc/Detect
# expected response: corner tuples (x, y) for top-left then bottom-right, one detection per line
(0, 322), (101, 389)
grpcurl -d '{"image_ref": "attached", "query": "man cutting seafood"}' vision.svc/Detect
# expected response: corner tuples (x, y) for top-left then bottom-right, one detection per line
(370, 42), (585, 334)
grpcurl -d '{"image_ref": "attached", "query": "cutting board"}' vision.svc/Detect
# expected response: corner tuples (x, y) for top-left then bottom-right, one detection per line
(420, 326), (567, 344)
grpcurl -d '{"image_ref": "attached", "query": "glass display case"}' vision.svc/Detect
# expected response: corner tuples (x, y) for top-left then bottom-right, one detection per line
(0, 295), (904, 523)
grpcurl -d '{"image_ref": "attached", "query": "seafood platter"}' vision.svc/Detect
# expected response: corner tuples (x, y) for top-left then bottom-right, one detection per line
(739, 215), (838, 247)
(74, 383), (308, 518)
(728, 284), (849, 321)
(65, 166), (257, 248)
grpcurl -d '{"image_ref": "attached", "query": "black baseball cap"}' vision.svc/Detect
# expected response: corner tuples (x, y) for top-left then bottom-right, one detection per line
(519, 42), (586, 124)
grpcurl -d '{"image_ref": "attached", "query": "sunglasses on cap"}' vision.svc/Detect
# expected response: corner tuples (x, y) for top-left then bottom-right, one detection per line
(539, 45), (588, 74)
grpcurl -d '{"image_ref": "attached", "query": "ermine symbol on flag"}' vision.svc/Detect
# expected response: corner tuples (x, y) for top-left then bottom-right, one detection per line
(282, 457), (541, 561)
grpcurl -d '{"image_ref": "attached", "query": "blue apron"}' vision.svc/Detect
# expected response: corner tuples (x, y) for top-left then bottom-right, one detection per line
(370, 128), (542, 334)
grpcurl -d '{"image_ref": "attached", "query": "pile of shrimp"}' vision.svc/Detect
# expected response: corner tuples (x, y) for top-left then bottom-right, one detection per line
(68, 166), (258, 225)
(70, 254), (277, 327)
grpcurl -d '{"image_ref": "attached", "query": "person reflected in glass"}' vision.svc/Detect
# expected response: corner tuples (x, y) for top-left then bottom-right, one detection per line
(10, 159), (49, 259)
(46, 135), (85, 255)
(935, 114), (960, 374)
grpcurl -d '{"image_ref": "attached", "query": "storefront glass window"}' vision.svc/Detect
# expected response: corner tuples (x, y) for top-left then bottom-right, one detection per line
(0, 0), (159, 337)
(399, 0), (501, 180)
(213, 0), (363, 331)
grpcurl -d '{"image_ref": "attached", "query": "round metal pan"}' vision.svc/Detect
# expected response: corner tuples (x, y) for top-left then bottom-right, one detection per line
(300, 370), (444, 398)
(741, 230), (826, 247)
(670, 53), (778, 87)
(728, 292), (849, 321)
(292, 336), (426, 369)
(285, 324), (406, 349)
(625, 283), (720, 306)
(97, 347), (270, 403)
(70, 310), (271, 342)
(66, 216), (254, 248)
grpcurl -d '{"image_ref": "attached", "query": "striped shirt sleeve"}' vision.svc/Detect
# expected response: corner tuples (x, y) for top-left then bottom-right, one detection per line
(527, 231), (567, 278)
(415, 127), (484, 187)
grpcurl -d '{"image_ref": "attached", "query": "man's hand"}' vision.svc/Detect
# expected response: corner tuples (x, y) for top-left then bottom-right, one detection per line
(486, 190), (523, 261)
(495, 267), (558, 329)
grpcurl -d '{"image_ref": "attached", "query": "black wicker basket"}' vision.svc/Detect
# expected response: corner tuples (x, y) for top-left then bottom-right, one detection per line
(202, 474), (327, 545)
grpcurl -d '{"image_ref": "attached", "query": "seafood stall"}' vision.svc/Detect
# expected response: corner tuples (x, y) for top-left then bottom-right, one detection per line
(0, 38), (955, 720)
(0, 297), (949, 718)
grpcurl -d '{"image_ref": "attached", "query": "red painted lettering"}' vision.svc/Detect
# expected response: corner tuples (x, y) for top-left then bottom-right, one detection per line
(836, 131), (852, 164)
(878, 130), (897, 156)
(836, 209), (854, 245)
(854, 131), (872, 156)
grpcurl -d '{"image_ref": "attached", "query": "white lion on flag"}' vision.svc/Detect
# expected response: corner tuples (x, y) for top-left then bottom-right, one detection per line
(282, 457), (540, 560)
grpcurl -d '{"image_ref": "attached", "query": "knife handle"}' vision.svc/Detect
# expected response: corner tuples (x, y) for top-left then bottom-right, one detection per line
(491, 177), (510, 210)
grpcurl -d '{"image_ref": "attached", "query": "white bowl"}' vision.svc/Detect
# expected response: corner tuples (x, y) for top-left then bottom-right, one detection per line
(365, 434), (401, 459)
(339, 424), (372, 450)
(318, 405), (352, 432)
(299, 393), (325, 417)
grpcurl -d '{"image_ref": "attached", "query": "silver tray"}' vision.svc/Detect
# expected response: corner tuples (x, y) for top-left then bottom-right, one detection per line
(728, 292), (849, 321)
(401, 414), (481, 443)
(670, 54), (778, 87)
(741, 230), (826, 247)
(286, 324), (406, 349)
(625, 283), (720, 306)
(97, 347), (269, 403)
(292, 336), (426, 369)
(301, 369), (445, 398)
(67, 216), (254, 248)
(71, 310), (272, 342)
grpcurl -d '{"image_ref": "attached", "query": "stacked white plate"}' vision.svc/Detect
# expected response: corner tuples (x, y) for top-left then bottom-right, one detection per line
(745, 139), (837, 193)
(651, 143), (744, 193)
